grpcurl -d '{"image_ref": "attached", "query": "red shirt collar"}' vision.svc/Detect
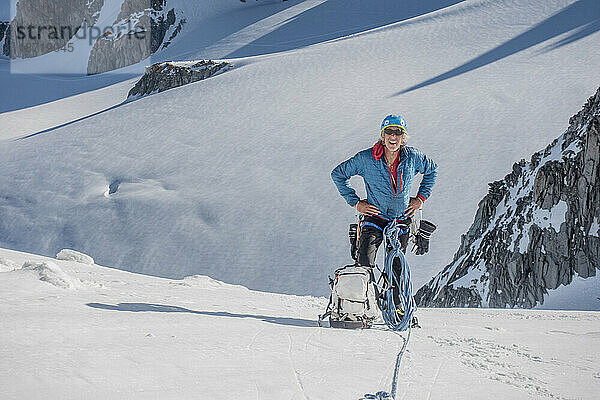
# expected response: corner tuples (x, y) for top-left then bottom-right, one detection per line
(372, 141), (385, 160)
(372, 141), (400, 164)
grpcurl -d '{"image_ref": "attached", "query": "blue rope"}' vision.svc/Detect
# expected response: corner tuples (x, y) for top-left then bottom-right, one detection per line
(390, 328), (411, 399)
(380, 219), (416, 332)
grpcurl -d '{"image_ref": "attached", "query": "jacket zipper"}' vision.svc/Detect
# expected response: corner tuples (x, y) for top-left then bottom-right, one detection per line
(385, 158), (405, 198)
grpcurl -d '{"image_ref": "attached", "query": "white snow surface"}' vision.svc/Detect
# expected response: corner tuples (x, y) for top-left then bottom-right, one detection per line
(1, 247), (599, 400)
(19, 260), (79, 289)
(0, 0), (599, 299)
(56, 248), (95, 264)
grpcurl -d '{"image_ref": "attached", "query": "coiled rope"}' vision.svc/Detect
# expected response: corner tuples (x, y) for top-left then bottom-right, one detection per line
(380, 219), (416, 331)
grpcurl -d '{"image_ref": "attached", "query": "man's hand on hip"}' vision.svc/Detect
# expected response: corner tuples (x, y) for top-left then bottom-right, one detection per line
(355, 200), (381, 216)
(404, 197), (423, 217)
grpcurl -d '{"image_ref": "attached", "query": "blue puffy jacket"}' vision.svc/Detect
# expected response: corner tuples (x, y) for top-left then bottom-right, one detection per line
(331, 145), (438, 220)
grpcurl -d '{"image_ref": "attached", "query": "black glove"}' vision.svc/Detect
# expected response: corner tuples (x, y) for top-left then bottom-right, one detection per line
(414, 220), (436, 255)
(349, 223), (358, 261)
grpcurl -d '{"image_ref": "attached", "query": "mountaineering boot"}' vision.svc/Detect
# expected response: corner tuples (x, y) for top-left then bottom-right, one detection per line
(410, 316), (421, 328)
(396, 308), (421, 328)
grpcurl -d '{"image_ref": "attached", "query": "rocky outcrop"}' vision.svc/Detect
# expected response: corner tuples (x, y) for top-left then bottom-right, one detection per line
(0, 21), (9, 53)
(2, 0), (186, 73)
(416, 87), (600, 308)
(3, 0), (104, 58)
(127, 60), (233, 98)
(87, 0), (186, 75)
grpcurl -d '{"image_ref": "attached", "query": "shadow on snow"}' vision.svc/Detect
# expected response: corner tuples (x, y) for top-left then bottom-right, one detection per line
(2, 0), (467, 111)
(394, 0), (600, 96)
(0, 65), (137, 113)
(224, 0), (466, 58)
(86, 302), (317, 328)
(14, 101), (128, 141)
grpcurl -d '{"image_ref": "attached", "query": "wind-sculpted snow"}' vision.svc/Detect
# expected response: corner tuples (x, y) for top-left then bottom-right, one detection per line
(1, 255), (76, 288)
(21, 261), (77, 289)
(180, 274), (248, 290)
(0, 257), (20, 272)
(56, 249), (95, 265)
(416, 87), (600, 309)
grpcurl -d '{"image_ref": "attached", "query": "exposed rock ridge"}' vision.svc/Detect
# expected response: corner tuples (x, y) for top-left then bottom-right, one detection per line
(127, 60), (233, 98)
(87, 0), (186, 75)
(0, 21), (9, 52)
(416, 87), (600, 308)
(1, 1), (186, 73)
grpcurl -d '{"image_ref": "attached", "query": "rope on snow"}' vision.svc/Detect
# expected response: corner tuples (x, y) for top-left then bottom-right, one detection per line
(390, 327), (411, 399)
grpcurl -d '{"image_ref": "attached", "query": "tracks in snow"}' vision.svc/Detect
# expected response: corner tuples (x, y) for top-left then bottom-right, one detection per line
(287, 333), (310, 400)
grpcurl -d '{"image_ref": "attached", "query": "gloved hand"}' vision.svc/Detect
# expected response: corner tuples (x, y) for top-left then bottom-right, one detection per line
(413, 220), (436, 255)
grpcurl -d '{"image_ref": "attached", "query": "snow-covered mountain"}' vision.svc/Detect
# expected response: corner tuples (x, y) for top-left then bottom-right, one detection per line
(416, 87), (600, 310)
(85, 0), (187, 75)
(0, 0), (599, 300)
(1, 246), (599, 399)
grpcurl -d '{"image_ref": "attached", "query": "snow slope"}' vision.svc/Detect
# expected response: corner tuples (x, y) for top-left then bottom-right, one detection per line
(1, 247), (599, 400)
(0, 0), (599, 297)
(537, 274), (600, 310)
(0, 0), (251, 113)
(0, 76), (138, 140)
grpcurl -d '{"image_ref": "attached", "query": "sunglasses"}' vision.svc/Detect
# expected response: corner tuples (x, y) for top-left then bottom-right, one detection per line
(383, 127), (406, 136)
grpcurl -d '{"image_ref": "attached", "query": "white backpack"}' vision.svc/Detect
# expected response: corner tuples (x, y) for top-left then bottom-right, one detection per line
(318, 264), (379, 329)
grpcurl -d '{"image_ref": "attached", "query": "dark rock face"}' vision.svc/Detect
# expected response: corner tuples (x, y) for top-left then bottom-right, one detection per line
(416, 87), (600, 308)
(0, 21), (8, 57)
(159, 10), (185, 50)
(0, 21), (8, 45)
(1, 0), (186, 73)
(127, 60), (233, 98)
(3, 0), (104, 58)
(87, 0), (186, 75)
